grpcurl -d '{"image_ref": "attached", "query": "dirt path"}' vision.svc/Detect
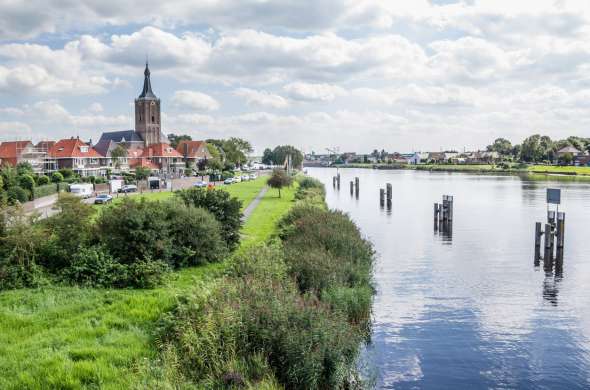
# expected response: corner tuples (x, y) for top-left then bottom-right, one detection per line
(242, 186), (268, 221)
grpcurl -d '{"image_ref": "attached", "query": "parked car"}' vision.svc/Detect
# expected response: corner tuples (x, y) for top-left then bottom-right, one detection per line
(241, 175), (250, 181)
(234, 176), (242, 183)
(194, 181), (208, 188)
(94, 194), (113, 204)
(223, 177), (234, 185)
(119, 184), (138, 193)
(249, 174), (257, 180)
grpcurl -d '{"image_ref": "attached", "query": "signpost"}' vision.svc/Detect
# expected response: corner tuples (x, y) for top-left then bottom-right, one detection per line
(547, 188), (561, 205)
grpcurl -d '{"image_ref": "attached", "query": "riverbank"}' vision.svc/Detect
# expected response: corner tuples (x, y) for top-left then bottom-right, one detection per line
(325, 163), (590, 177)
(0, 179), (295, 389)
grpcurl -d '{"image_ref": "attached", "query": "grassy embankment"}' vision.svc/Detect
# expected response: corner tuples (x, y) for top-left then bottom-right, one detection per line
(527, 165), (590, 176)
(0, 178), (296, 389)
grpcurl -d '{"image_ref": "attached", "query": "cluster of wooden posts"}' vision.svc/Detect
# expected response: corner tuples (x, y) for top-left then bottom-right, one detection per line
(332, 173), (341, 189)
(379, 183), (392, 209)
(349, 177), (360, 198)
(535, 211), (565, 271)
(434, 195), (454, 237)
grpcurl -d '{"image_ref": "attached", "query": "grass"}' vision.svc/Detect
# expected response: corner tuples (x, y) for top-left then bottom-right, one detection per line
(109, 176), (268, 211)
(0, 175), (297, 390)
(528, 165), (590, 176)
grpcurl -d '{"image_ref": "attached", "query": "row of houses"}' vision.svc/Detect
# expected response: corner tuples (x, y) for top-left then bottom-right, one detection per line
(0, 137), (211, 177)
(0, 63), (212, 177)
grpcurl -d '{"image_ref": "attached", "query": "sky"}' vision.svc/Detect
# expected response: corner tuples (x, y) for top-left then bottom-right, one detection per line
(1, 0), (590, 154)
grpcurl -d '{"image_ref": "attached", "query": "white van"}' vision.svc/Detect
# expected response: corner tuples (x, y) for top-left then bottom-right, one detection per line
(69, 183), (94, 198)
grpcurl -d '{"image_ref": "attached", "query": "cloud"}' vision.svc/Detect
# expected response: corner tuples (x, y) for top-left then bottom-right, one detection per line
(233, 88), (289, 108)
(283, 82), (347, 101)
(172, 90), (220, 111)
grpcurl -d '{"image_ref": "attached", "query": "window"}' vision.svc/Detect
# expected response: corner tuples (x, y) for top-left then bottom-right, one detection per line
(80, 146), (88, 153)
(152, 115), (155, 123)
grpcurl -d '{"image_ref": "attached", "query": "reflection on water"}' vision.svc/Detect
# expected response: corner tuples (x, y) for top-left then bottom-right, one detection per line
(308, 168), (590, 389)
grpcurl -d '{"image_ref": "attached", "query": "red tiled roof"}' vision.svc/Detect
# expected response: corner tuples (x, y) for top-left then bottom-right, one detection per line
(49, 138), (102, 158)
(35, 140), (55, 151)
(142, 143), (182, 158)
(130, 158), (159, 170)
(176, 140), (211, 158)
(0, 141), (32, 159)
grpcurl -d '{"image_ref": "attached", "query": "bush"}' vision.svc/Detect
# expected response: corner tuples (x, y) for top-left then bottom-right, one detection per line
(176, 188), (243, 250)
(59, 168), (74, 179)
(33, 183), (57, 199)
(221, 170), (234, 180)
(126, 259), (170, 289)
(7, 186), (30, 204)
(37, 175), (50, 185)
(158, 245), (364, 389)
(17, 174), (35, 191)
(166, 202), (228, 267)
(267, 168), (292, 198)
(61, 246), (127, 288)
(97, 199), (172, 264)
(43, 194), (96, 271)
(51, 172), (64, 183)
(0, 208), (49, 290)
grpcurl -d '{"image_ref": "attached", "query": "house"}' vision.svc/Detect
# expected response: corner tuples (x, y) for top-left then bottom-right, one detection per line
(0, 140), (51, 174)
(94, 130), (147, 172)
(466, 151), (500, 164)
(137, 143), (184, 175)
(407, 152), (428, 164)
(176, 140), (212, 167)
(556, 146), (583, 159)
(48, 137), (105, 177)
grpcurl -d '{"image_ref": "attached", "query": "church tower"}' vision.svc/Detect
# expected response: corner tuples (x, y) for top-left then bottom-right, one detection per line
(135, 62), (161, 146)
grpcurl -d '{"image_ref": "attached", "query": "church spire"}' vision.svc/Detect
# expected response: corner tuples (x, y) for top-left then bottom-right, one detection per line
(138, 61), (156, 99)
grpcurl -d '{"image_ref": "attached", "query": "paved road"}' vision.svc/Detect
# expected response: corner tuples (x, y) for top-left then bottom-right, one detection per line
(242, 186), (269, 222)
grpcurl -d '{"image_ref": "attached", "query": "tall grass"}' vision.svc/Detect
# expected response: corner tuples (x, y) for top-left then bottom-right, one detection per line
(158, 175), (375, 389)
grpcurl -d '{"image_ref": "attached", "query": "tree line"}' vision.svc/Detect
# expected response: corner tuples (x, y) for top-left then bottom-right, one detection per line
(261, 145), (304, 168)
(487, 135), (590, 163)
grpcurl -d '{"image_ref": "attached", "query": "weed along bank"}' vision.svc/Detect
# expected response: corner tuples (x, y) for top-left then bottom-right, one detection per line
(0, 171), (376, 389)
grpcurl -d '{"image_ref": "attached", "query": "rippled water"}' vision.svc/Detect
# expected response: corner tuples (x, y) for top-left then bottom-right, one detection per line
(308, 168), (590, 389)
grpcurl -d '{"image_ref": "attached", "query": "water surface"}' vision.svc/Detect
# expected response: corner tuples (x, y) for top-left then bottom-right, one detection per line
(308, 168), (590, 389)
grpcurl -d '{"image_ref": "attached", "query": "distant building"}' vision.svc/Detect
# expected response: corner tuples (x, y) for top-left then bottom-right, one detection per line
(48, 137), (104, 177)
(0, 140), (52, 174)
(556, 146), (583, 159)
(176, 140), (212, 167)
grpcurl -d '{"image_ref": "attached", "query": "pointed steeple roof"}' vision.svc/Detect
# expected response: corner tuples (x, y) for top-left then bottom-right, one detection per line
(138, 61), (157, 99)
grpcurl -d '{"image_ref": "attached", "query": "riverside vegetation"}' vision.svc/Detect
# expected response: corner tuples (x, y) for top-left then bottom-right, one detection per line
(0, 175), (375, 389)
(156, 176), (375, 389)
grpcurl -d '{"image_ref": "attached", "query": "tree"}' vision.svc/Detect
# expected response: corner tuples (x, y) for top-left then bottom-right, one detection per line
(51, 172), (64, 183)
(262, 148), (274, 165)
(206, 138), (253, 167)
(16, 162), (33, 176)
(270, 145), (304, 168)
(58, 168), (74, 179)
(135, 166), (151, 180)
(17, 174), (35, 192)
(487, 138), (513, 157)
(520, 134), (542, 162)
(111, 145), (127, 170)
(559, 152), (574, 166)
(167, 134), (192, 149)
(1, 165), (17, 189)
(267, 169), (292, 198)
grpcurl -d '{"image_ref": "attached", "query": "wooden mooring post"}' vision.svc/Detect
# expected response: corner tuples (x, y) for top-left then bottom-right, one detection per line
(355, 177), (360, 198)
(337, 173), (341, 189)
(386, 183), (392, 201)
(350, 181), (354, 195)
(379, 188), (385, 207)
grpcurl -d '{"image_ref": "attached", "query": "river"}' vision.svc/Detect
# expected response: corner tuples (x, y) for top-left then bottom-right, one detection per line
(307, 167), (590, 389)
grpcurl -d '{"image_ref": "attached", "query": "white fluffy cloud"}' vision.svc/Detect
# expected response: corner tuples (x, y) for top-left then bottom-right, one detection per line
(284, 82), (347, 101)
(233, 88), (289, 108)
(172, 90), (220, 111)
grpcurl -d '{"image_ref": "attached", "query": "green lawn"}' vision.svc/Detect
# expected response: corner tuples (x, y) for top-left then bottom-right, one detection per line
(0, 176), (297, 390)
(110, 176), (268, 211)
(528, 165), (590, 176)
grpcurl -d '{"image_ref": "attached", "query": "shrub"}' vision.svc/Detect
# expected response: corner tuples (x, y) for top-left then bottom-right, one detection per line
(61, 246), (127, 288)
(166, 202), (228, 267)
(176, 188), (243, 250)
(59, 168), (74, 179)
(37, 175), (50, 185)
(96, 199), (172, 264)
(126, 259), (170, 289)
(33, 183), (58, 199)
(51, 172), (64, 183)
(17, 174), (35, 191)
(43, 194), (96, 271)
(0, 208), (49, 290)
(159, 245), (364, 389)
(7, 186), (30, 204)
(221, 170), (234, 180)
(16, 162), (34, 176)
